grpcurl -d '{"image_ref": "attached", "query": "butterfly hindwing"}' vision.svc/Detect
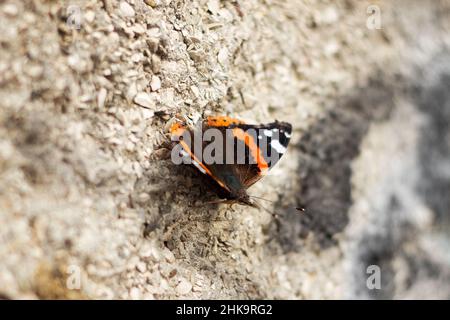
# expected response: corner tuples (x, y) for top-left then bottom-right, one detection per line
(199, 124), (257, 196)
(170, 122), (233, 193)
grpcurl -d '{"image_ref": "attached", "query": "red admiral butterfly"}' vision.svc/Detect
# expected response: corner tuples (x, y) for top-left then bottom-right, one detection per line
(170, 116), (293, 208)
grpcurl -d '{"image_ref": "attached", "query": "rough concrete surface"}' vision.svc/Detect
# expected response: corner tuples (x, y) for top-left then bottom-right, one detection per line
(0, 0), (449, 299)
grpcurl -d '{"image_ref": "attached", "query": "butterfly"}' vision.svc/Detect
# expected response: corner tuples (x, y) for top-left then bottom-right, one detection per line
(170, 116), (292, 208)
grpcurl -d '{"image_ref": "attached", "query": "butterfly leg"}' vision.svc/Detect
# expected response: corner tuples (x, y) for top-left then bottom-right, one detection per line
(191, 199), (237, 207)
(204, 199), (239, 206)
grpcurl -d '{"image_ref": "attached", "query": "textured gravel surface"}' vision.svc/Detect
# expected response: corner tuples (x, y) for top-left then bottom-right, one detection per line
(0, 0), (449, 299)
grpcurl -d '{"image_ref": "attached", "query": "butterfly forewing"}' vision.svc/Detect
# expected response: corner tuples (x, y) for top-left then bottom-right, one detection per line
(171, 117), (292, 201)
(203, 120), (292, 190)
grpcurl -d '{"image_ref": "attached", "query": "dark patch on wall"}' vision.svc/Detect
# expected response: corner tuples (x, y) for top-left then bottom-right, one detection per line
(416, 62), (450, 226)
(2, 112), (56, 185)
(275, 77), (396, 251)
(350, 53), (450, 299)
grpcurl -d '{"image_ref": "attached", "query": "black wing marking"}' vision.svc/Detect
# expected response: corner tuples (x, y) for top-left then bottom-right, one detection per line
(207, 121), (292, 189)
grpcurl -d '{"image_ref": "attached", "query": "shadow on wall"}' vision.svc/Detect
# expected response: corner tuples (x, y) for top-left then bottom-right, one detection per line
(275, 76), (396, 251)
(275, 52), (450, 299)
(417, 59), (450, 227)
(358, 56), (450, 299)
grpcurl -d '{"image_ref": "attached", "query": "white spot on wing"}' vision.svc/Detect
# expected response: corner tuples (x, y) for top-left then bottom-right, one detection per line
(258, 135), (262, 139)
(180, 150), (189, 157)
(263, 129), (273, 137)
(271, 139), (287, 154)
(284, 131), (291, 138)
(192, 160), (206, 174)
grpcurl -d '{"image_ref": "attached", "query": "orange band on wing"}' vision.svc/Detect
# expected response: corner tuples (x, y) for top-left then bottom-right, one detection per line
(232, 128), (269, 174)
(206, 116), (245, 127)
(179, 140), (230, 191)
(171, 122), (230, 191)
(170, 122), (186, 136)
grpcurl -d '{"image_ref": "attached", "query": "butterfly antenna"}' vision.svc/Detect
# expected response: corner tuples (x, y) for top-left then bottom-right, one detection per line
(249, 195), (306, 215)
(252, 199), (279, 219)
(248, 195), (276, 203)
(248, 195), (280, 218)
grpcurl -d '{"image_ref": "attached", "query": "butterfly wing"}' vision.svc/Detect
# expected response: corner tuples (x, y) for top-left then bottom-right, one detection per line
(204, 117), (292, 190)
(170, 122), (233, 195)
(170, 117), (292, 199)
